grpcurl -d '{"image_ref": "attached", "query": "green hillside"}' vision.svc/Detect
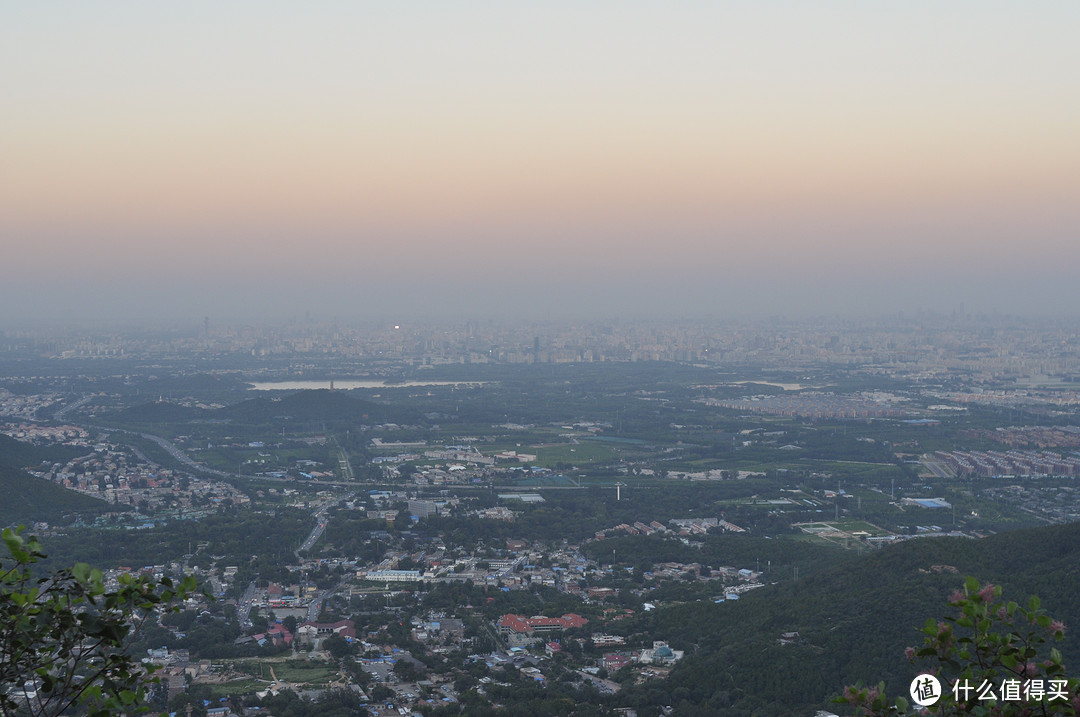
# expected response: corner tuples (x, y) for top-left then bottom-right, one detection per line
(0, 434), (111, 527)
(621, 523), (1080, 716)
(219, 389), (411, 425)
(112, 400), (204, 424)
(0, 465), (113, 528)
(140, 372), (250, 398)
(104, 389), (412, 431)
(0, 433), (85, 470)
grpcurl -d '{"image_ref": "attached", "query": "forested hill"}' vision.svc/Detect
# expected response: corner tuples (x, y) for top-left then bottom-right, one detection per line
(0, 433), (85, 470)
(0, 434), (109, 527)
(220, 389), (411, 424)
(623, 522), (1080, 716)
(109, 389), (413, 428)
(0, 465), (112, 528)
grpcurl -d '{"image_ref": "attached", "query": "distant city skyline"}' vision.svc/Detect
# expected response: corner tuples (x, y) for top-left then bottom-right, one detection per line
(2, 2), (1078, 324)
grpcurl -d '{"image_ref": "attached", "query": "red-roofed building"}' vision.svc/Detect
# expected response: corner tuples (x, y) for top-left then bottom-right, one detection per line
(266, 623), (293, 645)
(561, 613), (588, 628)
(497, 613), (588, 636)
(296, 618), (356, 644)
(603, 652), (630, 670)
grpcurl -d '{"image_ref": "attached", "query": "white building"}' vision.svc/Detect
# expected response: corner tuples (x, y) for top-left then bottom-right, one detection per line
(361, 570), (422, 582)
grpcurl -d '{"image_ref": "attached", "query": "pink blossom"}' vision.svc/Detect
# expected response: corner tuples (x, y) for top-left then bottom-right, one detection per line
(1050, 620), (1066, 634)
(905, 646), (916, 661)
(949, 589), (966, 604)
(978, 583), (996, 603)
(935, 622), (954, 649)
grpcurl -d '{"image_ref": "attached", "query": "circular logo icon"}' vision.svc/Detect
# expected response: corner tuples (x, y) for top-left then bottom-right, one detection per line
(910, 673), (941, 706)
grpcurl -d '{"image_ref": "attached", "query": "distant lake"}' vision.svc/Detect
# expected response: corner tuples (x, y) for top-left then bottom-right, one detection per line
(247, 380), (484, 391)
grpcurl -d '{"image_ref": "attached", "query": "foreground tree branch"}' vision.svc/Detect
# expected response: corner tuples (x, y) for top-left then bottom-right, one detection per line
(1, 526), (197, 717)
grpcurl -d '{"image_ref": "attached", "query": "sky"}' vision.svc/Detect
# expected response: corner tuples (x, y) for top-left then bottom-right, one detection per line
(2, 2), (1078, 325)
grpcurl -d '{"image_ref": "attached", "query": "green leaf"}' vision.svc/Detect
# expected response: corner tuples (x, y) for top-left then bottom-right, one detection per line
(3, 529), (24, 553)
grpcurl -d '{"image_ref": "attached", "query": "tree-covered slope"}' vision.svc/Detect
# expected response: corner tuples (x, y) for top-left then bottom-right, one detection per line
(0, 434), (106, 527)
(621, 523), (1080, 716)
(220, 388), (412, 424)
(0, 433), (85, 470)
(0, 465), (111, 528)
(103, 388), (414, 430)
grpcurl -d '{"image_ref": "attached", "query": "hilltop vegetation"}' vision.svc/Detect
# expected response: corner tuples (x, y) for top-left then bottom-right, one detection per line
(0, 433), (85, 471)
(221, 389), (412, 425)
(618, 522), (1080, 715)
(38, 508), (311, 581)
(0, 465), (112, 528)
(108, 389), (414, 431)
(0, 435), (108, 527)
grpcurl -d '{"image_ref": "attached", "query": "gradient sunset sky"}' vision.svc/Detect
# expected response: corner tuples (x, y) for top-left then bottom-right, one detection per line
(3, 2), (1078, 324)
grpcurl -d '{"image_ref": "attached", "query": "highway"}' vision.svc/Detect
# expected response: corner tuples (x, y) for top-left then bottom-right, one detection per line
(138, 432), (233, 477)
(307, 593), (323, 622)
(237, 581), (256, 628)
(53, 394), (94, 421)
(920, 457), (950, 479)
(57, 398), (234, 480)
(297, 495), (359, 619)
(79, 424), (363, 487)
(296, 499), (339, 556)
(332, 436), (354, 481)
(298, 517), (327, 555)
(307, 574), (353, 622)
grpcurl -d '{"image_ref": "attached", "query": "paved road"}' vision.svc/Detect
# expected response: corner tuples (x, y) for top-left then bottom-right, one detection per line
(237, 581), (256, 628)
(67, 420), (232, 480)
(297, 493), (355, 556)
(298, 517), (327, 555)
(299, 496), (356, 620)
(307, 575), (352, 621)
(138, 432), (233, 477)
(90, 425), (363, 487)
(54, 394), (93, 421)
(923, 459), (949, 479)
(307, 594), (323, 621)
(332, 436), (354, 481)
(297, 501), (336, 556)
